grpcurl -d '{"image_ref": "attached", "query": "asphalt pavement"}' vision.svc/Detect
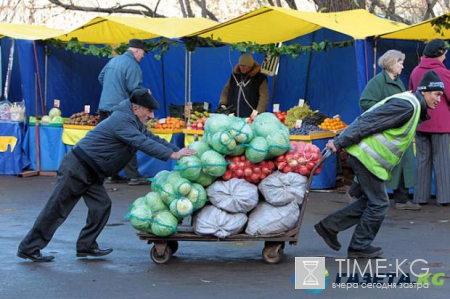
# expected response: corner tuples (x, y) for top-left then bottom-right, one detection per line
(0, 175), (449, 299)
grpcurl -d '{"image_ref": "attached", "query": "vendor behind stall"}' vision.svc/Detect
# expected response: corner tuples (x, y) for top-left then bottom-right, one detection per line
(218, 53), (269, 117)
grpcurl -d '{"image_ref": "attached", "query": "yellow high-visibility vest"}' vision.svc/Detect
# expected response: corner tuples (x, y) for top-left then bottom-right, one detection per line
(346, 92), (421, 180)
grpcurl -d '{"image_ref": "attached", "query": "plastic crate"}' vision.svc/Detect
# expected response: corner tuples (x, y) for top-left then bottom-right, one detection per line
(169, 104), (184, 118)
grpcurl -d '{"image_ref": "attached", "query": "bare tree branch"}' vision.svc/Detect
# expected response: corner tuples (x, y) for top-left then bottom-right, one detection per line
(423, 0), (439, 19)
(178, 0), (188, 17)
(192, 0), (219, 21)
(184, 0), (195, 17)
(47, 0), (166, 17)
(284, 0), (298, 10)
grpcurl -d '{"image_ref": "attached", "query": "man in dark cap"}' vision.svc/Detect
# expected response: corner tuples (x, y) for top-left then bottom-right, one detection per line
(17, 89), (196, 262)
(409, 38), (450, 207)
(315, 70), (444, 259)
(98, 38), (149, 185)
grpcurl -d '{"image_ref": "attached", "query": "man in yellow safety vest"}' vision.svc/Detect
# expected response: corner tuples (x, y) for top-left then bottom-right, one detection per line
(315, 70), (444, 259)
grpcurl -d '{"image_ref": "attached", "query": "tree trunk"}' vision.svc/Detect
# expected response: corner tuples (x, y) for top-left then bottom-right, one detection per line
(312, 0), (364, 11)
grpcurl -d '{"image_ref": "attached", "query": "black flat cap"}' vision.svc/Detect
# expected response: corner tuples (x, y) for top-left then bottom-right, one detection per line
(130, 88), (160, 110)
(128, 39), (146, 51)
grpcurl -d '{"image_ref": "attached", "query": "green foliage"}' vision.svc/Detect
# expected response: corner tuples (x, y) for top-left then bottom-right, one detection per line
(431, 14), (450, 37)
(45, 37), (179, 59)
(45, 36), (354, 59)
(230, 39), (354, 58)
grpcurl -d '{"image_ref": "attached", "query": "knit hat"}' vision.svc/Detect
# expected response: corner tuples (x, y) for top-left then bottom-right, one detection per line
(238, 53), (254, 67)
(417, 70), (445, 92)
(130, 88), (160, 110)
(423, 39), (448, 58)
(128, 39), (146, 51)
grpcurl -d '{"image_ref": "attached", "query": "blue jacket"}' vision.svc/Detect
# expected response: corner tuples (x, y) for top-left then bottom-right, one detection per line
(98, 51), (142, 111)
(73, 100), (180, 179)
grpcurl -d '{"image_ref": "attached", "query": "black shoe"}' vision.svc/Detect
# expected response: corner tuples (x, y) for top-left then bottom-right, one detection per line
(348, 246), (383, 259)
(128, 177), (151, 186)
(17, 250), (54, 262)
(76, 248), (113, 257)
(314, 222), (341, 251)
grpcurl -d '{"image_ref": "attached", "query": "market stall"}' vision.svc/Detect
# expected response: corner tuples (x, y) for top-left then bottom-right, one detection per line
(24, 123), (65, 171)
(0, 121), (29, 174)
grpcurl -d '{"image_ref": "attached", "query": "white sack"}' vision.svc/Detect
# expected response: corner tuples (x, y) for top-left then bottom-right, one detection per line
(245, 201), (300, 236)
(193, 205), (248, 238)
(258, 171), (307, 205)
(206, 178), (259, 213)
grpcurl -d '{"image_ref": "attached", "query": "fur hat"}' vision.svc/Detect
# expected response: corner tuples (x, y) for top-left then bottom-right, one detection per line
(130, 88), (159, 110)
(423, 39), (448, 58)
(417, 70), (445, 92)
(238, 53), (254, 67)
(128, 39), (146, 51)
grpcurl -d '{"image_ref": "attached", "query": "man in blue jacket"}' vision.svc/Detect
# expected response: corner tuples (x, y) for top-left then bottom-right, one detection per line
(314, 71), (444, 259)
(98, 38), (148, 185)
(17, 88), (196, 262)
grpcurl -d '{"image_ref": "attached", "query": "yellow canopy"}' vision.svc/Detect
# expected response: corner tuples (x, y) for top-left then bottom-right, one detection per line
(189, 6), (408, 44)
(377, 13), (450, 41)
(53, 16), (218, 44)
(0, 23), (64, 40)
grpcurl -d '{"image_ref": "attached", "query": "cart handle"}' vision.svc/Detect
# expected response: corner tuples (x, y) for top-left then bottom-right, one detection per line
(306, 148), (334, 190)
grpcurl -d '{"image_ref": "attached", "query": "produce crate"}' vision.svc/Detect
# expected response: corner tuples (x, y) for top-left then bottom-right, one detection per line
(29, 116), (67, 126)
(169, 104), (184, 118)
(150, 128), (183, 134)
(290, 131), (336, 141)
(182, 129), (204, 135)
(63, 124), (95, 130)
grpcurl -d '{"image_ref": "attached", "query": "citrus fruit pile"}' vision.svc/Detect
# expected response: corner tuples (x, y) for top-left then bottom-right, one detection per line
(318, 117), (347, 131)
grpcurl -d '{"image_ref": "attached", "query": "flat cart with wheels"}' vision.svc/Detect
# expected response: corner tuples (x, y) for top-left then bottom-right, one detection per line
(137, 149), (333, 264)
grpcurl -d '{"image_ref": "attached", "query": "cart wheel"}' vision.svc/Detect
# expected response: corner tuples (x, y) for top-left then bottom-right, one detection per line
(264, 241), (285, 249)
(150, 245), (173, 264)
(167, 241), (179, 254)
(262, 244), (284, 264)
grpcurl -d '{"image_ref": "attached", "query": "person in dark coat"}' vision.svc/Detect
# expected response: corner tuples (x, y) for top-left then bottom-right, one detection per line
(348, 49), (420, 211)
(17, 88), (196, 262)
(315, 71), (444, 259)
(219, 53), (269, 117)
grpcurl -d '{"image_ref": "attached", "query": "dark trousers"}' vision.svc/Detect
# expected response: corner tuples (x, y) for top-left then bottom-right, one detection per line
(349, 171), (409, 204)
(99, 110), (140, 179)
(321, 155), (389, 250)
(18, 151), (111, 254)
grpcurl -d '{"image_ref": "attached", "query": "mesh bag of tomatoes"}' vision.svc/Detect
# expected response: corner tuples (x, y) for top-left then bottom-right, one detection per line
(274, 141), (323, 176)
(222, 155), (275, 184)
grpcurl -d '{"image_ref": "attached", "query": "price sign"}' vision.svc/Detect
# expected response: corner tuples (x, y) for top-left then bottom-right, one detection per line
(159, 118), (166, 124)
(298, 99), (305, 107)
(273, 104), (280, 113)
(53, 99), (60, 108)
(84, 105), (90, 114)
(203, 102), (209, 110)
(333, 114), (340, 119)
(251, 110), (259, 117)
(295, 120), (303, 129)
